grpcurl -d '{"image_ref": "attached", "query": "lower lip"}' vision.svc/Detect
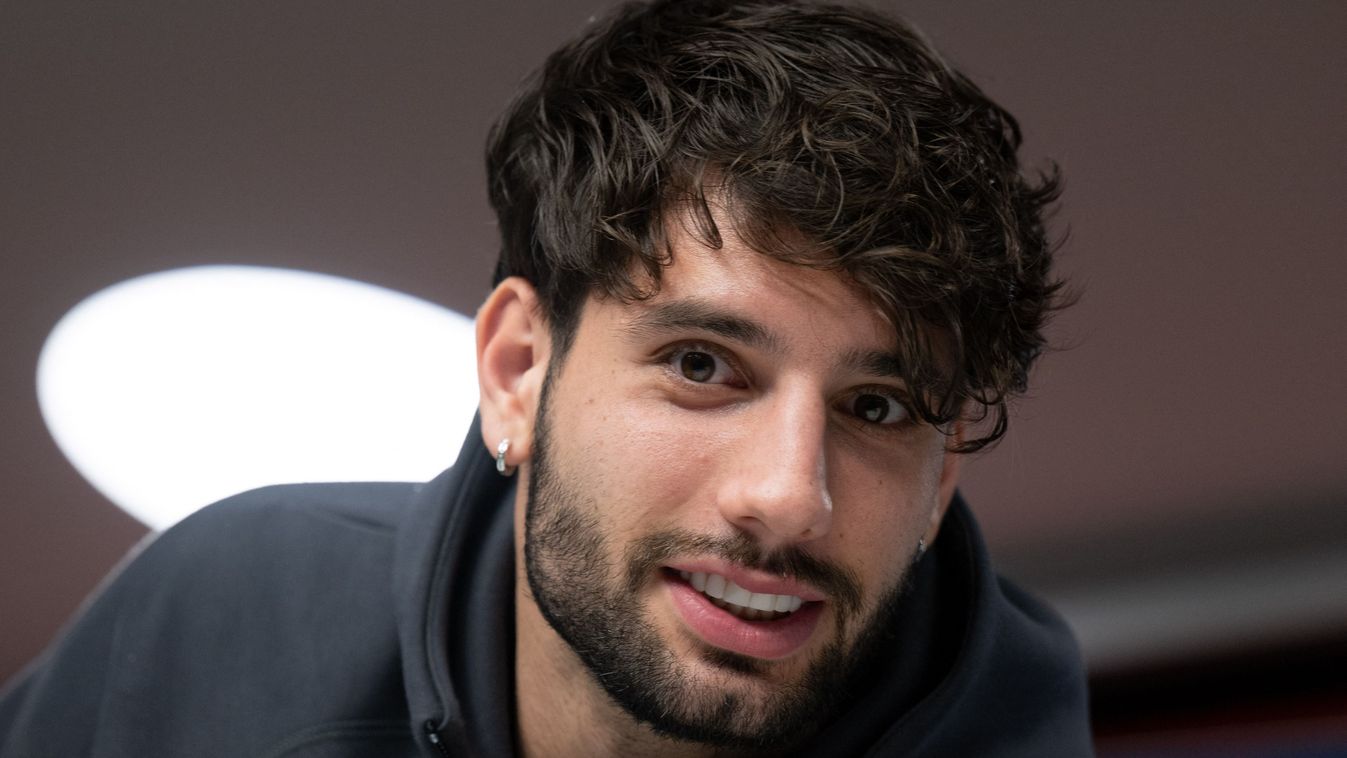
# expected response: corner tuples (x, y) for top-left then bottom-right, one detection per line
(664, 574), (824, 660)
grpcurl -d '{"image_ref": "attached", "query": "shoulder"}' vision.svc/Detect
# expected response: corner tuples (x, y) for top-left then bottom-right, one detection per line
(1, 480), (427, 756)
(127, 481), (417, 573)
(166, 480), (420, 541)
(114, 480), (423, 628)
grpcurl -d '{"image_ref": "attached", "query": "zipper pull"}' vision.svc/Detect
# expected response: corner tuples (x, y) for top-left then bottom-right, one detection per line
(423, 719), (452, 757)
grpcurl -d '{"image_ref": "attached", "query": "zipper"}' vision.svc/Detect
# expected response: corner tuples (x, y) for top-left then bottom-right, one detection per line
(424, 720), (452, 757)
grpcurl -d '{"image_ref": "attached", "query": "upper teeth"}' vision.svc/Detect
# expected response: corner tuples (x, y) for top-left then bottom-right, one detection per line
(679, 570), (804, 613)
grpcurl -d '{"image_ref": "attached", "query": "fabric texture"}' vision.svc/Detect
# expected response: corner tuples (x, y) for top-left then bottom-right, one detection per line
(0, 418), (1094, 756)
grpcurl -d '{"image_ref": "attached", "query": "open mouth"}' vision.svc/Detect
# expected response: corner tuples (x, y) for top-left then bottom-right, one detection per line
(662, 566), (825, 659)
(670, 569), (806, 622)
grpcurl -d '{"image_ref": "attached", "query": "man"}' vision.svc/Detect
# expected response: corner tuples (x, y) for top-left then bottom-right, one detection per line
(1, 0), (1092, 755)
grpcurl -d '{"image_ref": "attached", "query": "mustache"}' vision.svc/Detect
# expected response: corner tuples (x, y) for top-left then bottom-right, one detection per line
(625, 529), (864, 619)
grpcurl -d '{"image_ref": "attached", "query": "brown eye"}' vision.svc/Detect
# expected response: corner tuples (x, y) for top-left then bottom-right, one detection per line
(679, 351), (717, 382)
(850, 392), (908, 424)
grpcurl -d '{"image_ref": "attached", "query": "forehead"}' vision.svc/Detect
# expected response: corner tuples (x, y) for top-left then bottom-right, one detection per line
(608, 217), (895, 358)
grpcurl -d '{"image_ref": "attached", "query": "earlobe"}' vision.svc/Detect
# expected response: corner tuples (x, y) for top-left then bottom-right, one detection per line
(476, 277), (551, 469)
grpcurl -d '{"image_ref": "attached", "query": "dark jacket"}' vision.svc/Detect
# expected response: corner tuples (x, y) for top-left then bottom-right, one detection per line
(0, 420), (1094, 756)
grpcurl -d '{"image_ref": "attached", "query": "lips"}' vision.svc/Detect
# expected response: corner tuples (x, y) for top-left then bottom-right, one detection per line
(663, 567), (824, 660)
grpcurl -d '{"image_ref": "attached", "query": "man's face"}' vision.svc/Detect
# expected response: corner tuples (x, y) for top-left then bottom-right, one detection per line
(521, 221), (957, 748)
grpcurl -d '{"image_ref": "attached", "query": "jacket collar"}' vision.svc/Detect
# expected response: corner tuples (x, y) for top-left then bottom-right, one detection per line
(393, 415), (517, 756)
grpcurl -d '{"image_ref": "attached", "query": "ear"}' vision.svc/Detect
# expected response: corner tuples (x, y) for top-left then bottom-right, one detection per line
(476, 277), (552, 471)
(921, 421), (965, 547)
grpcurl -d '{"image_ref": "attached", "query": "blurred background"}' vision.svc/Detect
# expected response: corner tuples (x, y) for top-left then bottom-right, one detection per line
(2, 1), (1345, 753)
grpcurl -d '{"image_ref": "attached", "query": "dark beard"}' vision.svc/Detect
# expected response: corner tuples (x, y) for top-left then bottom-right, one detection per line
(523, 371), (918, 750)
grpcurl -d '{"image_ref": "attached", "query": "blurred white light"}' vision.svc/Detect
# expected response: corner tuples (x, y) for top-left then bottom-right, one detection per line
(36, 265), (479, 531)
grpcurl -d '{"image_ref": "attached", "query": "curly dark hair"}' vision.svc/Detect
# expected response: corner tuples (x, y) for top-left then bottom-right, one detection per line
(485, 0), (1067, 452)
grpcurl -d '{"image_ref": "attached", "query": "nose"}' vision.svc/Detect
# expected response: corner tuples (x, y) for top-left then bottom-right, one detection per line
(716, 387), (833, 547)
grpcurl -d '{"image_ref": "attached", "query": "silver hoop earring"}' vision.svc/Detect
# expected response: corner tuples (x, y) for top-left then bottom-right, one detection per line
(495, 439), (515, 476)
(916, 538), (927, 558)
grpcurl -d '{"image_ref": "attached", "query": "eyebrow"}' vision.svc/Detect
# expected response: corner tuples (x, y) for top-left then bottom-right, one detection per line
(841, 347), (906, 381)
(625, 300), (782, 353)
(625, 299), (908, 381)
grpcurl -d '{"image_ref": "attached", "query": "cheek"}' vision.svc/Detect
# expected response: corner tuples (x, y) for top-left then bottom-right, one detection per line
(624, 406), (725, 520)
(827, 441), (945, 584)
(554, 388), (722, 533)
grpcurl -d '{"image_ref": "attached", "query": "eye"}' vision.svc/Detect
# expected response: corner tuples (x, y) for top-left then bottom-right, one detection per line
(846, 391), (911, 425)
(667, 345), (739, 385)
